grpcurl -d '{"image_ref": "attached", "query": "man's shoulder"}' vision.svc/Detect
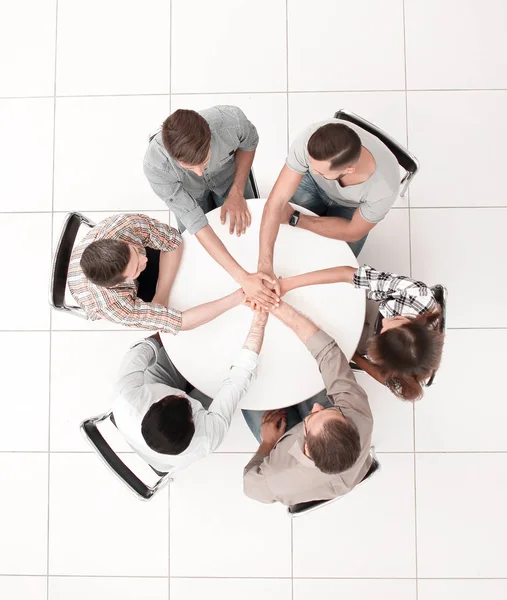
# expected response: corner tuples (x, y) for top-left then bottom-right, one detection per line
(144, 132), (178, 175)
(200, 105), (245, 131)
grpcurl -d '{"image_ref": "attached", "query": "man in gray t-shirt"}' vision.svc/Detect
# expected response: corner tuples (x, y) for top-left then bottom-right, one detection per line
(144, 105), (279, 310)
(257, 119), (400, 291)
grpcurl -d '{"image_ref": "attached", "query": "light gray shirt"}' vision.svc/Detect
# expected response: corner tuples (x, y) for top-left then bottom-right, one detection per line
(143, 105), (259, 235)
(113, 338), (259, 473)
(243, 331), (373, 506)
(286, 118), (400, 223)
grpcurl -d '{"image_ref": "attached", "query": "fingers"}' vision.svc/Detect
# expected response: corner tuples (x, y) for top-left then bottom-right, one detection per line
(229, 212), (237, 235)
(237, 212), (246, 237)
(258, 272), (277, 286)
(246, 207), (252, 228)
(220, 204), (227, 225)
(254, 291), (278, 309)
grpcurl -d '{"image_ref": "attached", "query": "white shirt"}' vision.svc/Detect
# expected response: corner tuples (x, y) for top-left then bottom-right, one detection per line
(113, 338), (258, 473)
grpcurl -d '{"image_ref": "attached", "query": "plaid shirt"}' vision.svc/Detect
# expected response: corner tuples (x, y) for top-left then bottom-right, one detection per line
(353, 265), (438, 319)
(68, 214), (183, 333)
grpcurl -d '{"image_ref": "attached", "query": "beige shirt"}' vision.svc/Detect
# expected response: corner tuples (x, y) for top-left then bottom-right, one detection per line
(243, 330), (373, 506)
(286, 118), (400, 223)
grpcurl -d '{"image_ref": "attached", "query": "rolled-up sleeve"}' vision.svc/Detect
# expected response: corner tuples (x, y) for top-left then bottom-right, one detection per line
(205, 349), (259, 451)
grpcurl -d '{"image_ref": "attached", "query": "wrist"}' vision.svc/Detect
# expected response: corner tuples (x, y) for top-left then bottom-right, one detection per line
(234, 267), (249, 285)
(259, 441), (274, 455)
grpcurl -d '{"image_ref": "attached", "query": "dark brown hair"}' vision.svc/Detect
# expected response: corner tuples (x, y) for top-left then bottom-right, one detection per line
(368, 311), (444, 401)
(141, 395), (195, 455)
(161, 109), (211, 166)
(80, 239), (130, 287)
(307, 123), (362, 170)
(306, 417), (361, 474)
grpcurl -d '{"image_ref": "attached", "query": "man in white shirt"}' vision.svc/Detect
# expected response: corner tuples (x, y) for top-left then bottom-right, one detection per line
(113, 311), (268, 473)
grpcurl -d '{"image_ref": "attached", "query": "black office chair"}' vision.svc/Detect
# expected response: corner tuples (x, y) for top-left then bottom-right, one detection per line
(81, 411), (173, 501)
(49, 211), (95, 319)
(334, 109), (419, 197)
(426, 284), (448, 387)
(288, 448), (380, 517)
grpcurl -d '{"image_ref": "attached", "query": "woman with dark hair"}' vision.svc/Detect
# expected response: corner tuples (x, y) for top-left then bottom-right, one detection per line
(279, 265), (444, 401)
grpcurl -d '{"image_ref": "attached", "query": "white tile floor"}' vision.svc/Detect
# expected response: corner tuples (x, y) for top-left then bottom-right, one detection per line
(0, 0), (506, 598)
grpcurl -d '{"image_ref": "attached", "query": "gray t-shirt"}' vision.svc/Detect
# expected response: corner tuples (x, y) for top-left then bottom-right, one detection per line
(286, 119), (400, 223)
(143, 105), (259, 235)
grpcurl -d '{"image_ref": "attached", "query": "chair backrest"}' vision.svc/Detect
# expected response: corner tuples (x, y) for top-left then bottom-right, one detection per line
(288, 450), (380, 517)
(81, 411), (172, 501)
(49, 212), (95, 318)
(425, 284), (448, 387)
(334, 109), (419, 197)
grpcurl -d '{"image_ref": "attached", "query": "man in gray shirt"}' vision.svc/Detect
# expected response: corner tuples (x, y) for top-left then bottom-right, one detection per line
(144, 105), (279, 310)
(257, 119), (400, 294)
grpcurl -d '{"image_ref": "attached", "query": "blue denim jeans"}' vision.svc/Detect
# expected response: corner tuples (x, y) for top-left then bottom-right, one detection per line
(291, 172), (369, 257)
(242, 389), (333, 444)
(177, 177), (256, 234)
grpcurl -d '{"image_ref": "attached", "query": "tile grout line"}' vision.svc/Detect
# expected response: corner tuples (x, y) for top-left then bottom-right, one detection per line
(402, 3), (418, 588)
(47, 1), (60, 595)
(285, 0), (290, 163)
(5, 449), (507, 454)
(3, 88), (507, 100)
(6, 574), (507, 580)
(168, 4), (172, 598)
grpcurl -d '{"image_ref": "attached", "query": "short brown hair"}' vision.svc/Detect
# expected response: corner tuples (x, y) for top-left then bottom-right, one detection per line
(307, 123), (362, 170)
(306, 417), (361, 474)
(80, 239), (130, 287)
(161, 109), (211, 166)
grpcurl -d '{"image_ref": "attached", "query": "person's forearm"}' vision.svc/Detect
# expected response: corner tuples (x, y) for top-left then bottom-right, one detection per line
(232, 149), (255, 192)
(258, 198), (282, 272)
(270, 301), (318, 344)
(196, 224), (247, 283)
(352, 351), (387, 385)
(152, 245), (183, 307)
(283, 266), (356, 293)
(243, 314), (268, 353)
(296, 213), (363, 242)
(180, 290), (243, 331)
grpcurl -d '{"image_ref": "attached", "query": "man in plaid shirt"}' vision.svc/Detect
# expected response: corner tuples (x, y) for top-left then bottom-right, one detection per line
(68, 213), (244, 332)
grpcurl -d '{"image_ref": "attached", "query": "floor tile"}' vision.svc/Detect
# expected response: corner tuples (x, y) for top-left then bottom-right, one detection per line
(49, 577), (168, 600)
(0, 577), (47, 600)
(50, 210), (170, 331)
(293, 454), (415, 577)
(355, 372), (414, 452)
(53, 95), (170, 212)
(416, 453), (507, 577)
(416, 329), (507, 451)
(405, 0), (507, 89)
(56, 0), (170, 96)
(407, 91), (507, 207)
(171, 0), (286, 93)
(49, 453), (169, 575)
(170, 454), (291, 577)
(288, 0), (405, 91)
(0, 213), (51, 330)
(0, 0), (56, 96)
(410, 208), (507, 328)
(294, 579), (416, 600)
(50, 331), (142, 450)
(357, 208), (410, 274)
(0, 333), (49, 450)
(418, 579), (507, 600)
(170, 94), (287, 197)
(0, 98), (54, 212)
(0, 454), (48, 574)
(171, 578), (291, 600)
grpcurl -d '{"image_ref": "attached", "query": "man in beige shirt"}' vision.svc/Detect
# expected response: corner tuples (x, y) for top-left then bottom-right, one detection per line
(242, 302), (373, 506)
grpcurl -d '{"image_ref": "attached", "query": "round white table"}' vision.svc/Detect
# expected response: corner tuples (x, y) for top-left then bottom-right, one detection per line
(162, 199), (365, 410)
